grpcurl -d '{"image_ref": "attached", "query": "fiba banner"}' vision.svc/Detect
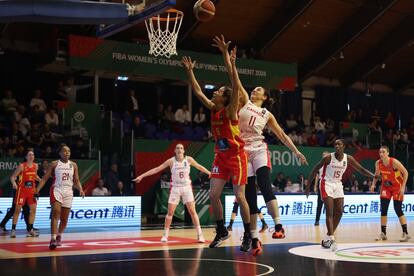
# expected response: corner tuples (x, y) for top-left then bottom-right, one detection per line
(68, 35), (297, 90)
(225, 194), (414, 223)
(0, 197), (141, 230)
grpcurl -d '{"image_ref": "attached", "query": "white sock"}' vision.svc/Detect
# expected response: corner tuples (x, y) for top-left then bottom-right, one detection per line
(163, 228), (169, 237)
(52, 234), (57, 240)
(328, 235), (335, 241)
(196, 226), (202, 235)
(250, 229), (259, 239)
(273, 217), (281, 225)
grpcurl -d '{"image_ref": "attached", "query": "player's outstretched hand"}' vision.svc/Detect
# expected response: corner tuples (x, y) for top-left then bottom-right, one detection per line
(133, 176), (143, 183)
(295, 152), (308, 165)
(182, 56), (195, 71)
(212, 34), (231, 53)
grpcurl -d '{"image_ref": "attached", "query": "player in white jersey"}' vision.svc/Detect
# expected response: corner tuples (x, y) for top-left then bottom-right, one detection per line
(133, 143), (211, 243)
(306, 139), (374, 251)
(36, 144), (85, 250)
(213, 35), (307, 255)
(314, 151), (330, 226)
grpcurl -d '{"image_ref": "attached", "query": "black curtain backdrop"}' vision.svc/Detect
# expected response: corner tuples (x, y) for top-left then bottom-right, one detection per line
(314, 86), (347, 122)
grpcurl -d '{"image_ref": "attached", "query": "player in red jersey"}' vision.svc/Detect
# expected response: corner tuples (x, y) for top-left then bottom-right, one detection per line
(182, 54), (252, 252)
(10, 150), (40, 238)
(372, 145), (410, 242)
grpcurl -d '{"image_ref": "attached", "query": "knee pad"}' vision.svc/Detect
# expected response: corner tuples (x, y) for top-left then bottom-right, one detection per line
(246, 176), (259, 215)
(256, 167), (276, 203)
(380, 198), (391, 217)
(393, 200), (404, 217)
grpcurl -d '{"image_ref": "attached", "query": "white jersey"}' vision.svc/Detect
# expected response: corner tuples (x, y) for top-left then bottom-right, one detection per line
(170, 157), (191, 187)
(239, 100), (270, 151)
(320, 153), (348, 184)
(53, 160), (75, 189)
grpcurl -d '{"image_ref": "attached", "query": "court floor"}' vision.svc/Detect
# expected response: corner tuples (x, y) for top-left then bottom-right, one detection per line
(0, 219), (413, 275)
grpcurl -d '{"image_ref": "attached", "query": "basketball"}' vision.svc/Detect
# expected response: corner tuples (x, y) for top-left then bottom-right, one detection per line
(193, 0), (215, 22)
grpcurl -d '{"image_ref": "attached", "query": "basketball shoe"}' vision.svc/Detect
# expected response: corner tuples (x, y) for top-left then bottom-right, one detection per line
(49, 239), (57, 250)
(271, 224), (285, 239)
(26, 229), (39, 237)
(56, 235), (62, 246)
(240, 232), (252, 252)
(10, 229), (16, 238)
(251, 238), (263, 256)
(259, 223), (268, 233)
(400, 233), (411, 242)
(321, 239), (337, 251)
(160, 233), (168, 243)
(375, 232), (387, 241)
(209, 228), (230, 248)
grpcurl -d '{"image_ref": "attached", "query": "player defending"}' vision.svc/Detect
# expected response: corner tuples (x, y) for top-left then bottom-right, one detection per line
(182, 54), (252, 252)
(36, 144), (85, 250)
(306, 139), (374, 251)
(372, 145), (410, 242)
(10, 150), (40, 238)
(213, 35), (307, 248)
(133, 143), (210, 243)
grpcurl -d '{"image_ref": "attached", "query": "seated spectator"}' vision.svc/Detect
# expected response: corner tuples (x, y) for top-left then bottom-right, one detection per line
(355, 108), (365, 123)
(131, 116), (145, 138)
(307, 131), (318, 146)
(360, 178), (371, 193)
(400, 129), (409, 144)
(325, 118), (335, 133)
(370, 109), (381, 122)
(45, 108), (59, 129)
(42, 124), (62, 147)
(163, 105), (175, 123)
(71, 138), (87, 159)
(155, 103), (164, 124)
(285, 114), (298, 130)
(42, 145), (54, 158)
(26, 124), (43, 148)
(384, 112), (396, 130)
(1, 89), (18, 114)
(29, 105), (45, 125)
(284, 178), (300, 193)
(60, 77), (92, 103)
(125, 89), (139, 115)
(174, 104), (191, 125)
(272, 172), (286, 192)
(112, 181), (127, 196)
(160, 172), (170, 189)
(14, 105), (26, 123)
(92, 178), (110, 196)
(369, 119), (381, 134)
(193, 107), (206, 127)
(384, 129), (394, 143)
(296, 115), (305, 132)
(105, 163), (120, 193)
(30, 89), (47, 113)
(6, 145), (17, 157)
(9, 122), (24, 145)
(314, 117), (326, 133)
(297, 131), (308, 146)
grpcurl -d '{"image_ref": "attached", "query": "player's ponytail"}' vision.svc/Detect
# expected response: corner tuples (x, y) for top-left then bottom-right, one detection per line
(261, 87), (275, 111)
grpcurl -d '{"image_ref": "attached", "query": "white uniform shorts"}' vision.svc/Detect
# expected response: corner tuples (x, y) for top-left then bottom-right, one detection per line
(168, 185), (194, 205)
(50, 186), (74, 208)
(245, 145), (271, 177)
(320, 181), (344, 200)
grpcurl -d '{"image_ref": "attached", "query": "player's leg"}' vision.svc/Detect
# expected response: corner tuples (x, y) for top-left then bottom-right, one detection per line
(258, 212), (268, 233)
(245, 174), (262, 255)
(227, 201), (239, 231)
(315, 189), (324, 226)
(161, 203), (178, 242)
(321, 196), (337, 251)
(23, 203), (31, 232)
(376, 197), (391, 241)
(185, 201), (205, 243)
(393, 199), (410, 242)
(208, 177), (229, 248)
(49, 201), (61, 250)
(10, 203), (23, 238)
(332, 197), (344, 232)
(0, 200), (16, 232)
(26, 203), (39, 237)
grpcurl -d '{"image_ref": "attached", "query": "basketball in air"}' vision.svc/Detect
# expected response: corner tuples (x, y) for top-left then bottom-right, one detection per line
(193, 0), (215, 22)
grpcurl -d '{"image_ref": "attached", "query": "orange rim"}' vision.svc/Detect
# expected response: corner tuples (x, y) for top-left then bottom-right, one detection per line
(151, 8), (183, 22)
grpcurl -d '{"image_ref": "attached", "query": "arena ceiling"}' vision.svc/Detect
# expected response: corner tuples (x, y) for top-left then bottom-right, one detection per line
(0, 0), (413, 94)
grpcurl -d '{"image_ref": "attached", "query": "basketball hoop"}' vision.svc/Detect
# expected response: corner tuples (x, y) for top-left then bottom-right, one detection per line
(145, 9), (183, 58)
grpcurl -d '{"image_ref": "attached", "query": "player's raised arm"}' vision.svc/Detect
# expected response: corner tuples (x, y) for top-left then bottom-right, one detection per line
(182, 56), (216, 110)
(228, 47), (240, 119)
(348, 156), (375, 178)
(133, 158), (173, 183)
(187, 156), (211, 177)
(266, 113), (307, 165)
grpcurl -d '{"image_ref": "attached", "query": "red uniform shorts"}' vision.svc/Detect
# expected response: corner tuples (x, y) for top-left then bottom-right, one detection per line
(211, 151), (248, 185)
(380, 184), (403, 201)
(15, 187), (36, 206)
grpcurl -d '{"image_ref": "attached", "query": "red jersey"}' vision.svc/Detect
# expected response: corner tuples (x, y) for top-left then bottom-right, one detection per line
(18, 162), (37, 190)
(211, 108), (244, 154)
(378, 158), (403, 187)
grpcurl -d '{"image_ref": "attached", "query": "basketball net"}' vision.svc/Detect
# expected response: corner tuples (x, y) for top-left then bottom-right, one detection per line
(145, 9), (183, 58)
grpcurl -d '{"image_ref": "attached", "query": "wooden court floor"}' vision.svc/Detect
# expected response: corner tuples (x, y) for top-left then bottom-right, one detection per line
(0, 219), (413, 275)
